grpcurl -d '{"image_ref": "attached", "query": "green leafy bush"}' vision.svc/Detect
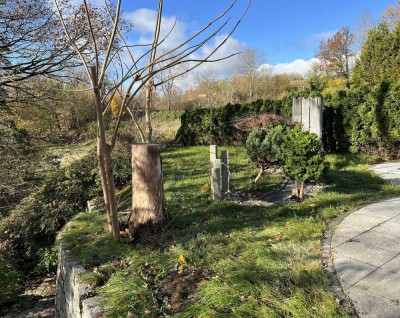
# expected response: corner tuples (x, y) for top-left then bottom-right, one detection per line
(246, 125), (287, 186)
(0, 246), (21, 305)
(175, 99), (289, 146)
(0, 155), (101, 272)
(281, 127), (326, 199)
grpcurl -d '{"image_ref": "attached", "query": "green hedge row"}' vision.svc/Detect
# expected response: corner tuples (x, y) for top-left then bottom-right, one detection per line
(175, 98), (292, 146)
(323, 81), (400, 156)
(176, 81), (400, 156)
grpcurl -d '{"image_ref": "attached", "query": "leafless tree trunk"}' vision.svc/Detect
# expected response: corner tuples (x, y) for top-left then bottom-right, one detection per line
(145, 79), (154, 143)
(90, 66), (120, 239)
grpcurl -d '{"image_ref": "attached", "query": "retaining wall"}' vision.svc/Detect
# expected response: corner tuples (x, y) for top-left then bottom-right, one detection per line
(55, 242), (103, 318)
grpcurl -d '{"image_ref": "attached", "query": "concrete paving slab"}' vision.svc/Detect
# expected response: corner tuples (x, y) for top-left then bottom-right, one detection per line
(334, 255), (377, 289)
(334, 240), (398, 267)
(347, 286), (400, 318)
(381, 254), (400, 274)
(355, 268), (400, 300)
(334, 224), (370, 239)
(330, 161), (400, 317)
(331, 234), (350, 248)
(355, 229), (400, 253)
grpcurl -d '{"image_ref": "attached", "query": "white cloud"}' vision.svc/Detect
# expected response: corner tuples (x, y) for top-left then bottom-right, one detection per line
(125, 8), (187, 50)
(193, 34), (247, 78)
(261, 58), (319, 77)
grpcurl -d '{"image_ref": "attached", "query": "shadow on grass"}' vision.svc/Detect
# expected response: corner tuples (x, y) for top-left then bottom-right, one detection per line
(160, 166), (398, 251)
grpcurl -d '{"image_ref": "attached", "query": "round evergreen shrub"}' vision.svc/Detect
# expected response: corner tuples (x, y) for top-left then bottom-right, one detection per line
(281, 127), (326, 199)
(246, 125), (287, 186)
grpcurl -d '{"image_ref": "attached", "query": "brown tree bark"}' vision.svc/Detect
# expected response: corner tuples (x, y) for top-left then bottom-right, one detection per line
(90, 66), (120, 239)
(253, 166), (266, 188)
(129, 143), (169, 238)
(145, 79), (153, 143)
(299, 181), (305, 201)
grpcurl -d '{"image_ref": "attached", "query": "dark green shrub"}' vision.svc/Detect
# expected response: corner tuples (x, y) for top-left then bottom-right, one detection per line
(322, 90), (349, 153)
(281, 127), (326, 200)
(0, 246), (21, 305)
(175, 99), (287, 146)
(385, 83), (400, 147)
(246, 125), (287, 186)
(0, 155), (101, 272)
(349, 81), (390, 155)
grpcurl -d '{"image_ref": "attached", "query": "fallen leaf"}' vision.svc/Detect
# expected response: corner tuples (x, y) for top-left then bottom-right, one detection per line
(178, 255), (186, 265)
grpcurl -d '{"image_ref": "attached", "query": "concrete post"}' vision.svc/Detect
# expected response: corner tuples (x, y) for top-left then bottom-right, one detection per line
(211, 159), (222, 200)
(292, 98), (302, 124)
(210, 145), (218, 165)
(301, 97), (310, 131)
(221, 150), (229, 193)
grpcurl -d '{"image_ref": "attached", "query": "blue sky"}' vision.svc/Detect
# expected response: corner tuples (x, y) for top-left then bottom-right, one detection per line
(85, 0), (396, 77)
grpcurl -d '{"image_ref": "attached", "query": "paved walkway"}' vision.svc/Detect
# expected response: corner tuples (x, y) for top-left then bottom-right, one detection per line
(332, 161), (400, 318)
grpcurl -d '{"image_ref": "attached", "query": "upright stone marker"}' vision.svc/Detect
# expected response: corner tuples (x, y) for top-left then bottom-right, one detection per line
(292, 98), (302, 123)
(301, 97), (310, 131)
(210, 145), (218, 165)
(292, 97), (323, 140)
(211, 159), (222, 200)
(221, 150), (230, 193)
(309, 97), (323, 139)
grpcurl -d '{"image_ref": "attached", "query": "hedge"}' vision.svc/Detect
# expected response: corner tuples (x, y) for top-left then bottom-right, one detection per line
(175, 98), (292, 146)
(176, 80), (400, 157)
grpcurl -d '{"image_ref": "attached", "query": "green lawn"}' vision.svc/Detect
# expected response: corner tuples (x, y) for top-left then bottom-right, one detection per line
(58, 147), (400, 318)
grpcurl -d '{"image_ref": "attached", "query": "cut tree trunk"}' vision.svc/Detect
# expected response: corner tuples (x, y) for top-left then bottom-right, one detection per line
(129, 143), (169, 238)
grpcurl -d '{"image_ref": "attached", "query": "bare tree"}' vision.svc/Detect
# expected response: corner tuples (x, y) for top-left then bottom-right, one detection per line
(237, 48), (266, 102)
(355, 9), (375, 51)
(53, 0), (251, 238)
(155, 50), (186, 110)
(195, 67), (220, 107)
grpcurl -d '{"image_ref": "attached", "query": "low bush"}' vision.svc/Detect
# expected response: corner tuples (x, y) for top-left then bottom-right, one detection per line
(0, 152), (130, 275)
(281, 127), (326, 199)
(246, 125), (288, 186)
(0, 244), (21, 306)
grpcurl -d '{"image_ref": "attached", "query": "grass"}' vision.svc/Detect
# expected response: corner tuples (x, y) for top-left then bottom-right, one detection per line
(57, 147), (400, 318)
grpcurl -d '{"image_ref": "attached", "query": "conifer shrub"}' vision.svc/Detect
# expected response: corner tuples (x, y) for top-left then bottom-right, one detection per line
(245, 125), (287, 186)
(281, 127), (326, 200)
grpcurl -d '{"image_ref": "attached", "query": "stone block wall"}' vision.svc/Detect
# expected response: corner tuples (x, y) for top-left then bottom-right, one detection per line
(56, 243), (104, 318)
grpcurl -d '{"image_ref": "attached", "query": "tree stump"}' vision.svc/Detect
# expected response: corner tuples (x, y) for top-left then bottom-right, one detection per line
(129, 143), (168, 238)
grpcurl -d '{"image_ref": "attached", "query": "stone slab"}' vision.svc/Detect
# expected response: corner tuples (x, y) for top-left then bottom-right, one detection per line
(355, 268), (400, 300)
(210, 145), (218, 164)
(292, 98), (302, 123)
(333, 241), (398, 267)
(347, 286), (400, 318)
(381, 254), (400, 274)
(301, 98), (310, 131)
(221, 150), (229, 193)
(334, 255), (377, 289)
(354, 228), (400, 252)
